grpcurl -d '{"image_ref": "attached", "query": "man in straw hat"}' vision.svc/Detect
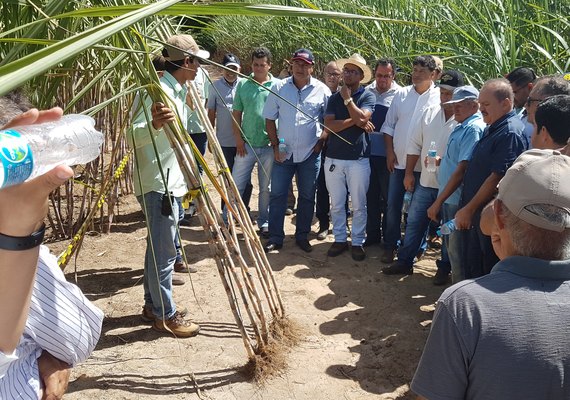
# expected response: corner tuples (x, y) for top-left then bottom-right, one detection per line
(322, 54), (375, 261)
(128, 34), (208, 338)
(412, 149), (570, 399)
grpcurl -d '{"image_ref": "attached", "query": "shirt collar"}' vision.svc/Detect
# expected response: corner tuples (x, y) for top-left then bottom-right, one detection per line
(161, 71), (185, 96)
(492, 256), (570, 280)
(459, 112), (482, 127)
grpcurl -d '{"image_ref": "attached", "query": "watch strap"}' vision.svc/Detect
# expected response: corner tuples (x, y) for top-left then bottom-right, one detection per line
(0, 224), (45, 251)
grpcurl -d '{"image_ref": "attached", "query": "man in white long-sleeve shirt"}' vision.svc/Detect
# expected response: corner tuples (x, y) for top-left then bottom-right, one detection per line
(380, 55), (441, 264)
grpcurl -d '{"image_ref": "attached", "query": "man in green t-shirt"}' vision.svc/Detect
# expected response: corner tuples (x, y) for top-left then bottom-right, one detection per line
(230, 47), (280, 233)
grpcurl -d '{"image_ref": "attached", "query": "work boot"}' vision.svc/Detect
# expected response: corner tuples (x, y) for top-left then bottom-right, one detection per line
(153, 311), (200, 337)
(327, 242), (349, 257)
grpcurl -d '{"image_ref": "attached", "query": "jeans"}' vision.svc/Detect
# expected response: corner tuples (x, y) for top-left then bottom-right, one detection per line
(175, 197), (184, 264)
(397, 184), (438, 265)
(189, 132), (208, 174)
(462, 212), (499, 279)
(232, 145), (273, 228)
(268, 151), (320, 244)
(325, 157), (370, 246)
(315, 157), (330, 228)
(137, 191), (179, 319)
(384, 168), (421, 249)
(366, 156), (390, 243)
(441, 203), (463, 282)
(221, 146), (252, 211)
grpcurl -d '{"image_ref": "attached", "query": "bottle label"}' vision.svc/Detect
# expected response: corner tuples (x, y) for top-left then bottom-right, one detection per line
(428, 150), (437, 157)
(0, 130), (34, 188)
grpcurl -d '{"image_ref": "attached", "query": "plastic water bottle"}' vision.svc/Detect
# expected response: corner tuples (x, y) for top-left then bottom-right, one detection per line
(426, 141), (437, 173)
(437, 219), (456, 236)
(0, 114), (103, 189)
(402, 191), (413, 213)
(278, 138), (288, 161)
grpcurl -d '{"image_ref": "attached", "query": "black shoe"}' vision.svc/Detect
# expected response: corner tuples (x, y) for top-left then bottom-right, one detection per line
(382, 262), (413, 275)
(296, 239), (312, 253)
(363, 238), (381, 247)
(264, 241), (282, 253)
(327, 242), (349, 257)
(380, 247), (396, 264)
(433, 270), (450, 286)
(285, 207), (294, 216)
(351, 246), (366, 261)
(316, 227), (329, 241)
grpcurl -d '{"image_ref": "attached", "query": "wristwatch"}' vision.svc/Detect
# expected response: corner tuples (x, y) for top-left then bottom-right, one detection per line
(344, 97), (353, 106)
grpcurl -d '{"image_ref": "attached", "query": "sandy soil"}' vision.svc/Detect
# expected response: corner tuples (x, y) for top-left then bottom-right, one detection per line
(46, 164), (446, 400)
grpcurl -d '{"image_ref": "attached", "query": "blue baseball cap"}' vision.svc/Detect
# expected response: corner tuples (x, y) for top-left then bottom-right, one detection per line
(445, 85), (480, 104)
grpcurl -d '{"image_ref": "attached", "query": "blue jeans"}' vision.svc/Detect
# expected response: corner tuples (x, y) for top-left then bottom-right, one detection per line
(384, 168), (421, 249)
(325, 157), (370, 246)
(231, 145), (273, 227)
(190, 132), (208, 174)
(175, 197), (184, 264)
(366, 156), (390, 243)
(221, 146), (252, 211)
(397, 184), (437, 265)
(441, 203), (464, 282)
(269, 151), (320, 244)
(137, 191), (179, 319)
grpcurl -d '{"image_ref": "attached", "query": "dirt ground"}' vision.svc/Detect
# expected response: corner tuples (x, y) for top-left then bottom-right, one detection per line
(47, 164), (446, 400)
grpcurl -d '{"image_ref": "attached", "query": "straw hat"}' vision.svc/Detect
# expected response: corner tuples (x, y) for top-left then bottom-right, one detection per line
(335, 54), (372, 83)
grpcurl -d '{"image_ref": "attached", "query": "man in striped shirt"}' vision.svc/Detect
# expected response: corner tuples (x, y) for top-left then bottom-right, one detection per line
(0, 104), (104, 399)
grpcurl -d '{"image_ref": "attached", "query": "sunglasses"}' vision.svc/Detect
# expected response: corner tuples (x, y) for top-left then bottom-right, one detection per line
(525, 97), (543, 107)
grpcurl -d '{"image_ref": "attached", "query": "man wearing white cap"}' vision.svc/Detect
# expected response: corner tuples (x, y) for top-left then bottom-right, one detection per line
(323, 54), (375, 261)
(128, 34), (207, 338)
(412, 149), (570, 399)
(426, 85), (486, 283)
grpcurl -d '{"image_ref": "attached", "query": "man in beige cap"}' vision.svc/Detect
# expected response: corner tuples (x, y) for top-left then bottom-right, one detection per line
(412, 149), (570, 399)
(322, 54), (375, 261)
(128, 34), (207, 338)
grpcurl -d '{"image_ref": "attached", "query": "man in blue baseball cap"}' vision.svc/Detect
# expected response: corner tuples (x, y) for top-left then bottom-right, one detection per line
(426, 85), (486, 283)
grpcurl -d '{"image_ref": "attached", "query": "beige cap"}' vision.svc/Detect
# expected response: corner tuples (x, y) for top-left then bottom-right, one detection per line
(335, 53), (373, 83)
(497, 149), (570, 232)
(433, 56), (444, 72)
(163, 34), (210, 61)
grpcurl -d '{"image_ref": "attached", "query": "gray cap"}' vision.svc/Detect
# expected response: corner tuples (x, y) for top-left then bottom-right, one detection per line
(444, 85), (479, 104)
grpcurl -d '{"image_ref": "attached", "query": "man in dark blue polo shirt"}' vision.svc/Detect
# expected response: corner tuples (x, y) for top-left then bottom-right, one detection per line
(455, 78), (528, 278)
(323, 54), (375, 261)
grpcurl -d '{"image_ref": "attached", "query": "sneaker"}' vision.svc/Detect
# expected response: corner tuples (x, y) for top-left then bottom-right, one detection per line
(295, 239), (313, 253)
(153, 311), (200, 337)
(142, 306), (188, 323)
(380, 247), (396, 264)
(351, 246), (366, 261)
(260, 226), (270, 238)
(433, 270), (451, 286)
(327, 242), (349, 257)
(381, 262), (413, 275)
(316, 227), (329, 241)
(264, 241), (283, 253)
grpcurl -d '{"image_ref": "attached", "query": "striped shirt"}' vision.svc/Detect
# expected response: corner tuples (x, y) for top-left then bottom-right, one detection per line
(0, 245), (103, 399)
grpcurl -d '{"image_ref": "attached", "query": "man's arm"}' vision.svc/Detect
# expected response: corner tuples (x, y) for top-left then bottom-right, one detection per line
(404, 154), (420, 192)
(232, 110), (247, 157)
(384, 134), (397, 173)
(266, 118), (281, 161)
(0, 108), (74, 355)
(207, 109), (216, 129)
(455, 172), (502, 229)
(427, 161), (469, 221)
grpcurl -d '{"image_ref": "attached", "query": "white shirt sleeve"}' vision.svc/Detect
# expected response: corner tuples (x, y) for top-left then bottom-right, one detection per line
(25, 246), (104, 366)
(0, 351), (18, 379)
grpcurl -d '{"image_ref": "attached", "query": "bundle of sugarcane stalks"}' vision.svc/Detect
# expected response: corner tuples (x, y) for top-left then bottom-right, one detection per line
(146, 79), (299, 380)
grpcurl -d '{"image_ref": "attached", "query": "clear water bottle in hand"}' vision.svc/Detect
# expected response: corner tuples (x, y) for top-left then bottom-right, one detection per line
(278, 138), (288, 162)
(437, 219), (456, 236)
(0, 114), (103, 189)
(426, 141), (437, 173)
(402, 191), (413, 213)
